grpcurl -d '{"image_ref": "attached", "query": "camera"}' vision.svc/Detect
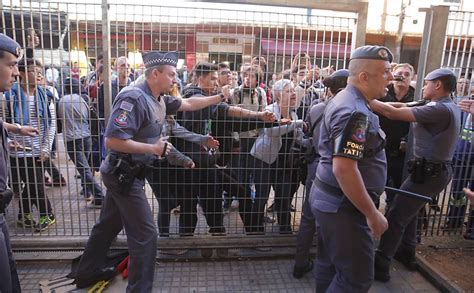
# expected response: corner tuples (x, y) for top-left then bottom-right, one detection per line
(393, 75), (405, 81)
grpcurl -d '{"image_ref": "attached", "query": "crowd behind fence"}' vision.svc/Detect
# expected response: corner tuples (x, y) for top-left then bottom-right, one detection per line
(0, 1), (473, 247)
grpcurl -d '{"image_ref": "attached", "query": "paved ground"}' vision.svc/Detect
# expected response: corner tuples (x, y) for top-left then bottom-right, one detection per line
(17, 257), (438, 292)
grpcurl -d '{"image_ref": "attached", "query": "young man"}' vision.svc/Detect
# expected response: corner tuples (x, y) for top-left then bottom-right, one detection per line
(2, 57), (58, 232)
(371, 68), (461, 281)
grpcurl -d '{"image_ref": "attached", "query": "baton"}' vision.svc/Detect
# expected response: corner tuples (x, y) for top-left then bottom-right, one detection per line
(384, 186), (433, 203)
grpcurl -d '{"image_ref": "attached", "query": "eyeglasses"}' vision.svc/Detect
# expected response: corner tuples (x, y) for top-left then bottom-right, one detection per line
(219, 70), (231, 75)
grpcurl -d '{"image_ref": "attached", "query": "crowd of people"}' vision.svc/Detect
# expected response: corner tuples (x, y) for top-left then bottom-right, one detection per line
(1, 30), (474, 291)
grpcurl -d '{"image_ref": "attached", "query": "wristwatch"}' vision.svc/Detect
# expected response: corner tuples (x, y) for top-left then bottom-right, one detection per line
(13, 123), (22, 134)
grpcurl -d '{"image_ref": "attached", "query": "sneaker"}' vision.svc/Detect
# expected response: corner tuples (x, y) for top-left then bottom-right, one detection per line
(35, 214), (56, 232)
(17, 214), (37, 228)
(293, 259), (313, 279)
(45, 177), (67, 187)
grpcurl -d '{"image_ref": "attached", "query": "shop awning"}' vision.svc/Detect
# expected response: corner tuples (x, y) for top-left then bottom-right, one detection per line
(261, 39), (351, 58)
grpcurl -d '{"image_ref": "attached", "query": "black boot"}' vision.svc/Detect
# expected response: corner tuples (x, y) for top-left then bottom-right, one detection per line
(394, 246), (417, 271)
(374, 252), (391, 282)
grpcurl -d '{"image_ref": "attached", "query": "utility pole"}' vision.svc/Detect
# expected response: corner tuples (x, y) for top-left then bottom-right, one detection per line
(395, 0), (411, 63)
(381, 0), (388, 33)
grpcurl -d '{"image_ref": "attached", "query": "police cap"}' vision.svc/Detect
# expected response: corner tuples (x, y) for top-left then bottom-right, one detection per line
(329, 69), (349, 79)
(0, 33), (23, 59)
(142, 51), (178, 69)
(425, 68), (457, 92)
(350, 45), (393, 63)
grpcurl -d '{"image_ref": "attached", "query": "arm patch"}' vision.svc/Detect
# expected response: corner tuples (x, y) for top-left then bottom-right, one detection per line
(332, 111), (369, 160)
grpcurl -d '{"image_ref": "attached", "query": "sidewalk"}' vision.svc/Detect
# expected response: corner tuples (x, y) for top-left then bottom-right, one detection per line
(17, 257), (439, 292)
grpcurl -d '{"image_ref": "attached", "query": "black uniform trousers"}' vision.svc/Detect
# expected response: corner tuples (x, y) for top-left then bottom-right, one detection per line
(75, 172), (157, 292)
(377, 166), (452, 259)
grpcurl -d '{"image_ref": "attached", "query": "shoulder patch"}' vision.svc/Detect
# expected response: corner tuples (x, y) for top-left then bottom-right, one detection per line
(114, 110), (129, 127)
(119, 100), (134, 112)
(333, 111), (369, 160)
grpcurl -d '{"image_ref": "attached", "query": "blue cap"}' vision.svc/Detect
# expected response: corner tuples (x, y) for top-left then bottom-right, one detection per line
(424, 68), (455, 81)
(330, 69), (349, 79)
(350, 45), (393, 63)
(0, 33), (23, 58)
(425, 68), (457, 92)
(142, 51), (178, 69)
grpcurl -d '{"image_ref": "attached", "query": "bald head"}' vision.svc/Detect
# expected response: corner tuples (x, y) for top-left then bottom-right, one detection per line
(347, 59), (393, 100)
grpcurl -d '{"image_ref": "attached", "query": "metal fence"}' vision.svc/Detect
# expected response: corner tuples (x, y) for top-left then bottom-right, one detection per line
(1, 0), (357, 249)
(2, 0), (473, 251)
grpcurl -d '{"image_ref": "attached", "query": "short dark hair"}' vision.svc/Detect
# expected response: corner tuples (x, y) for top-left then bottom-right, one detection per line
(437, 75), (457, 93)
(18, 58), (42, 73)
(97, 54), (104, 61)
(193, 62), (218, 78)
(218, 62), (230, 70)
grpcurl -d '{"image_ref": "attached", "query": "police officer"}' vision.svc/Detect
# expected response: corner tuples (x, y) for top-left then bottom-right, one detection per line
(370, 68), (461, 281)
(74, 51), (230, 292)
(0, 33), (39, 293)
(293, 69), (349, 279)
(309, 45), (391, 292)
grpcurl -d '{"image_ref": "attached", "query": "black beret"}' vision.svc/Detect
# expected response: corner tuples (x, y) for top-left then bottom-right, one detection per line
(142, 51), (178, 69)
(350, 45), (393, 63)
(0, 33), (23, 58)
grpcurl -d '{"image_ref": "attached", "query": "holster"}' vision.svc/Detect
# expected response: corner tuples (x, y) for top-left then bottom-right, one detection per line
(0, 189), (13, 214)
(107, 154), (147, 191)
(407, 158), (445, 184)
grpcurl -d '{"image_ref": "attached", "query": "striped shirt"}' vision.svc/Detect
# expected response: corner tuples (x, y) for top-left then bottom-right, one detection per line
(0, 94), (56, 158)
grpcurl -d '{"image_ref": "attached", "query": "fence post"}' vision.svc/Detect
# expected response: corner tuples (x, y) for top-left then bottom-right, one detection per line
(414, 5), (450, 101)
(101, 0), (112, 126)
(353, 1), (368, 48)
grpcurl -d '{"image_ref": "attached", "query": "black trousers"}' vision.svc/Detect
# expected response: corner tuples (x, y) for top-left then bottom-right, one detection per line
(147, 161), (178, 237)
(10, 157), (53, 217)
(178, 168), (224, 235)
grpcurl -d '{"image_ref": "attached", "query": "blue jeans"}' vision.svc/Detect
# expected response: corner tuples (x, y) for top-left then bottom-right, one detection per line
(66, 137), (104, 199)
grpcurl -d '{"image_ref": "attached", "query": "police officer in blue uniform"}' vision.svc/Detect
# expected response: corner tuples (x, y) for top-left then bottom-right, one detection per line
(74, 51), (228, 292)
(370, 68), (461, 281)
(309, 46), (392, 292)
(0, 33), (39, 293)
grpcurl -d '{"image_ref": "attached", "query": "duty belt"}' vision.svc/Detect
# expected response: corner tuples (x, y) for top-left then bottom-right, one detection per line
(313, 177), (382, 203)
(106, 153), (147, 181)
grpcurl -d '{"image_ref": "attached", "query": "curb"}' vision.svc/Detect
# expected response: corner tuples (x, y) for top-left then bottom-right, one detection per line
(416, 254), (465, 293)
